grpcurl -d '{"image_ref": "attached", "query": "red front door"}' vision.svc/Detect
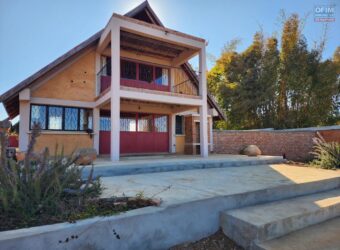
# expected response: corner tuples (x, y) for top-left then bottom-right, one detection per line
(99, 112), (169, 155)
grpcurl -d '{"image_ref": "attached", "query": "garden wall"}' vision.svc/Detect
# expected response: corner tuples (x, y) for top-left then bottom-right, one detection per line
(213, 126), (340, 161)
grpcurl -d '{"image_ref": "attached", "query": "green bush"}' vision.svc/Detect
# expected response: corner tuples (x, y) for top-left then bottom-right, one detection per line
(0, 120), (102, 229)
(311, 135), (340, 170)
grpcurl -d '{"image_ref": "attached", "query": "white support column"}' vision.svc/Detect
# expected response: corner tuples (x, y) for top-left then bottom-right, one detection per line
(18, 88), (31, 152)
(93, 107), (100, 154)
(199, 46), (208, 157)
(110, 24), (120, 161)
(169, 113), (176, 153)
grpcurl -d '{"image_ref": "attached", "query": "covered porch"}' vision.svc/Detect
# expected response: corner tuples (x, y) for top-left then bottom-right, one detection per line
(93, 98), (211, 156)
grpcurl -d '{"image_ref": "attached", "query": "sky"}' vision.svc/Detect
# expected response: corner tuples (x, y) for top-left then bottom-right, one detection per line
(0, 0), (339, 120)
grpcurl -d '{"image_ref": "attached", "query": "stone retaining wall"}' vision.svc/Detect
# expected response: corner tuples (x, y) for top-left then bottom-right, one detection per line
(213, 127), (340, 161)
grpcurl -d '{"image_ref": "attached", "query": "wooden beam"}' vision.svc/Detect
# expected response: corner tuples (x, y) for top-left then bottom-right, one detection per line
(172, 50), (198, 67)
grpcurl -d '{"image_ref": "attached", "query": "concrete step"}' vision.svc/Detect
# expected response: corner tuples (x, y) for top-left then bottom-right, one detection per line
(220, 189), (340, 249)
(85, 156), (285, 178)
(254, 217), (340, 250)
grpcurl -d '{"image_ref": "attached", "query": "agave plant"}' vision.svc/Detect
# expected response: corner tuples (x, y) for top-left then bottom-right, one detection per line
(0, 119), (102, 225)
(311, 133), (340, 170)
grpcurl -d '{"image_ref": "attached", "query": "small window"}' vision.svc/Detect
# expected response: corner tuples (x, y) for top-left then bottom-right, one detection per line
(79, 109), (93, 131)
(175, 115), (184, 135)
(154, 115), (168, 132)
(139, 64), (153, 83)
(121, 60), (137, 80)
(64, 107), (78, 130)
(100, 117), (111, 131)
(155, 67), (169, 86)
(30, 105), (46, 129)
(138, 114), (153, 132)
(120, 113), (136, 132)
(48, 106), (63, 130)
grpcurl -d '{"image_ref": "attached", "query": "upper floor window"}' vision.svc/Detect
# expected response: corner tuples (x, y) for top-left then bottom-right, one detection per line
(30, 104), (93, 131)
(155, 67), (169, 86)
(139, 63), (153, 83)
(121, 60), (136, 80)
(120, 59), (169, 87)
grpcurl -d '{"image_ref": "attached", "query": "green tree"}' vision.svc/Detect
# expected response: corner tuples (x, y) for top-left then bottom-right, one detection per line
(209, 12), (339, 130)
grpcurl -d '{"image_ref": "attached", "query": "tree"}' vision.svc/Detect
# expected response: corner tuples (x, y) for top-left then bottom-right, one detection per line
(208, 13), (339, 129)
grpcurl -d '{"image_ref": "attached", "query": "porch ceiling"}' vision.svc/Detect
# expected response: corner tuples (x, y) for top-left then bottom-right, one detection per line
(102, 31), (195, 60)
(99, 98), (197, 114)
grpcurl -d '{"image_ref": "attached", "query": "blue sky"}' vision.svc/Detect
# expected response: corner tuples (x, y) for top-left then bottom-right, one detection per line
(0, 0), (339, 120)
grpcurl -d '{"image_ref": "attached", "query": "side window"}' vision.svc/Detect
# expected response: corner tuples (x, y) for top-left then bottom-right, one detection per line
(30, 105), (46, 129)
(48, 106), (63, 130)
(79, 109), (93, 130)
(64, 107), (78, 130)
(175, 115), (184, 135)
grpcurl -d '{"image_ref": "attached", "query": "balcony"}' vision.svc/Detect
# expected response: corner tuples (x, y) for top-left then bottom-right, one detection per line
(96, 59), (198, 97)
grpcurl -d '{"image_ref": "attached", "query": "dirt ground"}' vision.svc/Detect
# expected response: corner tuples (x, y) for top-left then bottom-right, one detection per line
(169, 230), (243, 250)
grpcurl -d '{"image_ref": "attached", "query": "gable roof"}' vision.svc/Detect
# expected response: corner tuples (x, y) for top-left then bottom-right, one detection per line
(0, 1), (225, 120)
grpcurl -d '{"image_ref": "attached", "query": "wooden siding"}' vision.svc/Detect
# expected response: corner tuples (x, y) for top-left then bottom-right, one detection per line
(173, 68), (198, 95)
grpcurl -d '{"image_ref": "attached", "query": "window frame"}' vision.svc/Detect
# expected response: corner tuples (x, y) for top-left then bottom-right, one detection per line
(120, 58), (170, 91)
(29, 104), (93, 132)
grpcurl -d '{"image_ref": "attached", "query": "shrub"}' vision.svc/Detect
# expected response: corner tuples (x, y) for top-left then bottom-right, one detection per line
(311, 134), (340, 170)
(0, 120), (102, 229)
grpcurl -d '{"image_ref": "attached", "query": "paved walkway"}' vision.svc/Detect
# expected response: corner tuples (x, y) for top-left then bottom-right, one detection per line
(100, 164), (340, 206)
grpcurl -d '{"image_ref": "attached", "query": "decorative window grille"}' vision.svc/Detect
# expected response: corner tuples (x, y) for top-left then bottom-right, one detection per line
(154, 115), (168, 132)
(30, 105), (46, 129)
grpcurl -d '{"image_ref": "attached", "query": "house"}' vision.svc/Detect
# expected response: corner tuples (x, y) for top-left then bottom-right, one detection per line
(0, 1), (225, 161)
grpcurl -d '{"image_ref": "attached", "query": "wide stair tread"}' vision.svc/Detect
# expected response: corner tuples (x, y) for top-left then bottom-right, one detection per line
(254, 216), (340, 250)
(221, 189), (340, 249)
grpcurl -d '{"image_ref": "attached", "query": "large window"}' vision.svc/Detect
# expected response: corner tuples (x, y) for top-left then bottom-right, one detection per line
(120, 59), (169, 87)
(30, 105), (46, 129)
(30, 104), (93, 131)
(138, 114), (153, 132)
(154, 115), (168, 132)
(64, 107), (78, 130)
(120, 113), (136, 132)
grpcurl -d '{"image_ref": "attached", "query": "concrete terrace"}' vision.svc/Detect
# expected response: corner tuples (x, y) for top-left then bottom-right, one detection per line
(85, 154), (284, 177)
(99, 163), (340, 206)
